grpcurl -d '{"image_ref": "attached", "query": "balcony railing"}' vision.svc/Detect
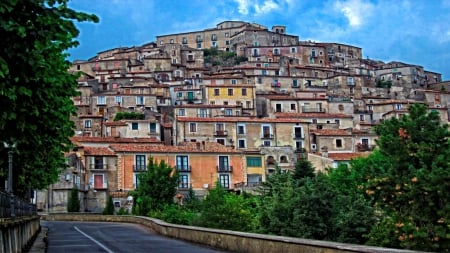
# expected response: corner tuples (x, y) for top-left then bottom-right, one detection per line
(93, 182), (108, 189)
(293, 134), (304, 139)
(214, 130), (228, 136)
(217, 165), (233, 172)
(295, 148), (307, 153)
(301, 107), (325, 113)
(133, 165), (147, 171)
(90, 164), (108, 170)
(176, 165), (192, 172)
(356, 143), (375, 152)
(178, 182), (191, 189)
(261, 133), (274, 139)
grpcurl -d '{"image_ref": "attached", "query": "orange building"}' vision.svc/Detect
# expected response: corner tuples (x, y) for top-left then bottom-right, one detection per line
(110, 142), (246, 196)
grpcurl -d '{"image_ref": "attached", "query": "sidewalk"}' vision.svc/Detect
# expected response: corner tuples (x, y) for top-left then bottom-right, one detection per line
(27, 226), (48, 253)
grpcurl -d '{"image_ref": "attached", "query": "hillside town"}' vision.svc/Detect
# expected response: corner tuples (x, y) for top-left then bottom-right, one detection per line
(37, 21), (450, 213)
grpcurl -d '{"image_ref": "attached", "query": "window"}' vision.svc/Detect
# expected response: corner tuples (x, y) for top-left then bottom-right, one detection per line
(237, 124), (245, 134)
(132, 122), (138, 130)
(136, 96), (144, 105)
(182, 37), (187, 44)
(360, 114), (365, 121)
(135, 155), (146, 171)
(197, 43), (202, 49)
(275, 104), (282, 112)
(133, 173), (141, 188)
(218, 156), (229, 170)
(84, 120), (91, 128)
(257, 77), (262, 84)
(115, 96), (122, 104)
(396, 104), (402, 110)
(97, 96), (106, 105)
(262, 125), (272, 138)
(280, 156), (288, 163)
(189, 123), (197, 132)
(225, 32), (229, 37)
(225, 109), (232, 116)
(170, 39), (174, 44)
(176, 155), (189, 171)
(273, 48), (280, 55)
(291, 103), (296, 111)
(228, 89), (233, 96)
(198, 108), (207, 118)
(335, 119), (340, 125)
(219, 174), (230, 188)
(242, 88), (247, 96)
(294, 126), (303, 138)
(291, 47), (296, 53)
(149, 123), (156, 133)
(214, 89), (220, 96)
(336, 139), (343, 148)
(178, 108), (185, 116)
(262, 140), (271, 146)
(292, 80), (298, 87)
(90, 156), (104, 170)
(231, 79), (237, 84)
(347, 77), (355, 85)
(216, 138), (225, 145)
(179, 174), (189, 189)
(212, 41), (217, 48)
(247, 157), (262, 167)
(235, 138), (244, 148)
(211, 34), (217, 41)
(262, 70), (267, 75)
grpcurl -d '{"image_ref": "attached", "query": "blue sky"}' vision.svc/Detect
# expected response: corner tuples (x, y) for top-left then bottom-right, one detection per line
(68, 0), (450, 80)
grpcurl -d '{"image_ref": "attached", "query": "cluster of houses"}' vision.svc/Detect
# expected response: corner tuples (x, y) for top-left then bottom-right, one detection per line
(37, 21), (450, 213)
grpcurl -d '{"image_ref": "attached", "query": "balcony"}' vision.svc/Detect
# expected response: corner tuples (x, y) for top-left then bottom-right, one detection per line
(197, 113), (210, 118)
(301, 107), (325, 113)
(354, 109), (373, 114)
(294, 148), (306, 153)
(261, 133), (274, 139)
(176, 165), (191, 172)
(133, 165), (147, 171)
(217, 165), (233, 172)
(93, 182), (108, 190)
(293, 134), (304, 139)
(214, 130), (228, 136)
(90, 164), (108, 171)
(356, 143), (375, 152)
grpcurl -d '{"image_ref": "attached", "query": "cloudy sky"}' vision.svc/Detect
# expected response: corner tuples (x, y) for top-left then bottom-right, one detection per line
(68, 0), (450, 80)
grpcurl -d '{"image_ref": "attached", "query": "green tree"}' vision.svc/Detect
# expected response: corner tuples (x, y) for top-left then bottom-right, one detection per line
(0, 0), (98, 196)
(364, 104), (450, 251)
(103, 195), (114, 215)
(131, 157), (178, 215)
(193, 182), (258, 232)
(67, 187), (80, 212)
(258, 167), (297, 236)
(113, 111), (145, 121)
(292, 158), (315, 185)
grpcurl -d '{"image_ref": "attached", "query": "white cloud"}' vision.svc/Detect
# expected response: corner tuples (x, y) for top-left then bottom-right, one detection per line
(254, 0), (279, 15)
(334, 0), (374, 28)
(234, 0), (251, 15)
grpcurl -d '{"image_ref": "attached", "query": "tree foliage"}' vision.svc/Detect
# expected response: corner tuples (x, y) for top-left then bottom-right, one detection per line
(103, 195), (114, 215)
(67, 187), (80, 212)
(0, 0), (98, 196)
(362, 104), (450, 251)
(131, 157), (178, 215)
(113, 111), (145, 121)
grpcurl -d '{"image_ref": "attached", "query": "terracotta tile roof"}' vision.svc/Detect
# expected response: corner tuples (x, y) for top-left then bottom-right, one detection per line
(276, 112), (353, 118)
(327, 152), (370, 161)
(310, 129), (352, 136)
(176, 116), (307, 123)
(71, 136), (162, 144)
(104, 121), (128, 126)
(84, 147), (116, 156)
(110, 141), (241, 153)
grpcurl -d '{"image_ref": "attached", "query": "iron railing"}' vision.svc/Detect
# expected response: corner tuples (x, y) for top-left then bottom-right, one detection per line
(0, 190), (37, 218)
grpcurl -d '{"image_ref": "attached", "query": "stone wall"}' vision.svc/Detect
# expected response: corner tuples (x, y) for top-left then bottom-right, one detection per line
(0, 216), (40, 253)
(42, 213), (422, 253)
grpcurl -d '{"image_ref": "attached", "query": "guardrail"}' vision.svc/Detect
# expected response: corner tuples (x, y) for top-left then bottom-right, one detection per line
(0, 190), (37, 218)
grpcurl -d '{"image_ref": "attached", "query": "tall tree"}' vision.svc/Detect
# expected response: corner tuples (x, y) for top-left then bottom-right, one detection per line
(364, 104), (450, 251)
(132, 157), (179, 215)
(292, 158), (315, 185)
(0, 0), (98, 196)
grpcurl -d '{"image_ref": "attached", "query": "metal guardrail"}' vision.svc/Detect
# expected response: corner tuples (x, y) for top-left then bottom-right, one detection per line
(0, 190), (37, 218)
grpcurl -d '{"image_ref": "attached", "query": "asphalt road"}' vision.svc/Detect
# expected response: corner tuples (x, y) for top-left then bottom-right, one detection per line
(42, 220), (228, 253)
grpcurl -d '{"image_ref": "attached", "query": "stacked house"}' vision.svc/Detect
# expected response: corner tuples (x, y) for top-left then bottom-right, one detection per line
(38, 21), (450, 213)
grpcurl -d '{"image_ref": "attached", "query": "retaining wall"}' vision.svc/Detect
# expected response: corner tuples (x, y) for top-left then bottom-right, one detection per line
(0, 216), (40, 253)
(42, 213), (424, 253)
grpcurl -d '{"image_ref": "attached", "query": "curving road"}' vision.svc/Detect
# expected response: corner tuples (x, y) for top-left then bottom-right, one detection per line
(43, 220), (228, 253)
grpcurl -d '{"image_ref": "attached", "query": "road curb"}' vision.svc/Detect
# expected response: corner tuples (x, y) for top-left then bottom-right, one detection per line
(27, 226), (48, 253)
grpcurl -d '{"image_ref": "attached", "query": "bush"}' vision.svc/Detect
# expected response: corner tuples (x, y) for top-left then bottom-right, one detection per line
(103, 195), (114, 215)
(67, 187), (80, 212)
